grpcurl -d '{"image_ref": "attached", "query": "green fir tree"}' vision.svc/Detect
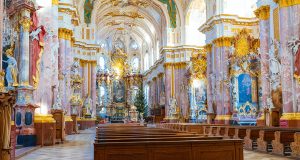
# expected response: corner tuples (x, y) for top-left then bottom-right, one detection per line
(134, 86), (148, 118)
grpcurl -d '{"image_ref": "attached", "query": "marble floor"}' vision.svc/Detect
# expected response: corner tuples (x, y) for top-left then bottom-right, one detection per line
(18, 128), (292, 160)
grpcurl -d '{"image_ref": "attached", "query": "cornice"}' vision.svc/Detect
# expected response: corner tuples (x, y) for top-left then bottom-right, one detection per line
(213, 37), (233, 47)
(199, 14), (258, 33)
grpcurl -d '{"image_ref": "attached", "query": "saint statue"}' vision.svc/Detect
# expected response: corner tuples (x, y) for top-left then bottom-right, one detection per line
(3, 45), (18, 87)
(52, 94), (62, 109)
(83, 95), (93, 115)
(168, 98), (178, 118)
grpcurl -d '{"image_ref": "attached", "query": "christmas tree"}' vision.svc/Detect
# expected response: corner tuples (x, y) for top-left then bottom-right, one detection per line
(134, 85), (148, 118)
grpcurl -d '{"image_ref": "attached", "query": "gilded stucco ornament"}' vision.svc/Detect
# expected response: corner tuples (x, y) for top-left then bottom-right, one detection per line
(19, 17), (32, 32)
(191, 57), (207, 79)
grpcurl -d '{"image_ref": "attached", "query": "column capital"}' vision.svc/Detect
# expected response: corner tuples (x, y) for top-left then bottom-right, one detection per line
(204, 44), (212, 53)
(254, 5), (270, 20)
(19, 17), (32, 32)
(273, 0), (300, 8)
(52, 0), (59, 5)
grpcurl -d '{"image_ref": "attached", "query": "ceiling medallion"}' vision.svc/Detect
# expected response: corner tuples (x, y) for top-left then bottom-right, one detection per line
(109, 0), (149, 8)
(105, 11), (144, 19)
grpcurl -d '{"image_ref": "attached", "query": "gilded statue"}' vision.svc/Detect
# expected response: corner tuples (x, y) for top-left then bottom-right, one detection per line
(3, 45), (18, 87)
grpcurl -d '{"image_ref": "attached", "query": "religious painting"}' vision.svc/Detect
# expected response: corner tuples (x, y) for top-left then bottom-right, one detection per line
(238, 74), (252, 103)
(113, 80), (125, 103)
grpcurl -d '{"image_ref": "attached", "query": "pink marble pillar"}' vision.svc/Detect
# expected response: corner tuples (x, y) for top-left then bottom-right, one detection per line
(82, 62), (89, 98)
(206, 49), (213, 113)
(260, 18), (270, 110)
(215, 47), (222, 116)
(164, 65), (172, 118)
(278, 4), (300, 127)
(91, 63), (97, 117)
(65, 39), (72, 114)
(58, 38), (66, 108)
(222, 47), (231, 115)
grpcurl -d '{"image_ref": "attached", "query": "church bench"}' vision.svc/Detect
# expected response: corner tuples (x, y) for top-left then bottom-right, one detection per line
(94, 139), (243, 160)
(291, 132), (300, 158)
(224, 127), (236, 139)
(257, 129), (276, 152)
(272, 130), (299, 156)
(243, 128), (260, 150)
(95, 136), (222, 143)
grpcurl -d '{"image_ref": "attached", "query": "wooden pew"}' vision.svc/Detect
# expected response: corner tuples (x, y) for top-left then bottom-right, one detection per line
(272, 130), (297, 156)
(244, 128), (260, 150)
(94, 125), (243, 160)
(291, 132), (300, 158)
(257, 129), (276, 152)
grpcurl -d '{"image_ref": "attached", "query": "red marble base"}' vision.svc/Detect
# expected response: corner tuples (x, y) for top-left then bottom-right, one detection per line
(11, 123), (16, 160)
(77, 119), (96, 130)
(35, 122), (56, 146)
(65, 121), (73, 135)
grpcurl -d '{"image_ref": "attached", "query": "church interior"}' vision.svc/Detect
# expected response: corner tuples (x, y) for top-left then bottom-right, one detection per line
(0, 0), (300, 160)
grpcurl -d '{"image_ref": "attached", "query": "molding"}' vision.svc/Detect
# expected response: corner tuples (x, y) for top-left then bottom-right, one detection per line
(34, 114), (56, 123)
(273, 0), (300, 8)
(280, 113), (300, 120)
(213, 37), (233, 47)
(254, 5), (270, 20)
(199, 14), (258, 33)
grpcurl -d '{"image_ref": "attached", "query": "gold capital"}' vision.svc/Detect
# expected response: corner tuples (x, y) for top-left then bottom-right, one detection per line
(52, 0), (58, 5)
(19, 18), (32, 32)
(273, 0), (300, 8)
(204, 44), (212, 53)
(254, 6), (270, 20)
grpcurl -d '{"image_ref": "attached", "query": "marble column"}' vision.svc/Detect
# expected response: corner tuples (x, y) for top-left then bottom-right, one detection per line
(82, 62), (89, 98)
(255, 6), (271, 125)
(276, 1), (300, 127)
(205, 45), (214, 114)
(58, 30), (66, 109)
(0, 0), (3, 70)
(91, 62), (97, 117)
(164, 64), (173, 118)
(213, 37), (232, 124)
(65, 37), (72, 114)
(19, 10), (32, 87)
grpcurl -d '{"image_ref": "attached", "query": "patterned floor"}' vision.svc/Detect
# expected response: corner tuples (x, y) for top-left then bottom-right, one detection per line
(18, 128), (291, 160)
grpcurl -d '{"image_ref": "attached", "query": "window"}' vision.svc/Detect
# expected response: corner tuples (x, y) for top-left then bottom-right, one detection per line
(99, 56), (106, 70)
(132, 57), (139, 72)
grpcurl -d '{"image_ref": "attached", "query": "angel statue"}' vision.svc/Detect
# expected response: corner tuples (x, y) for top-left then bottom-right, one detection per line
(3, 45), (18, 87)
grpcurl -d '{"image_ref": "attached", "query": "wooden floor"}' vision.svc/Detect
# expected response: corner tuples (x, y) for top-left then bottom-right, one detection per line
(17, 127), (291, 160)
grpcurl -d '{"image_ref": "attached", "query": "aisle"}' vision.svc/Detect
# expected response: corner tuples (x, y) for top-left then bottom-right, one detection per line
(18, 128), (95, 160)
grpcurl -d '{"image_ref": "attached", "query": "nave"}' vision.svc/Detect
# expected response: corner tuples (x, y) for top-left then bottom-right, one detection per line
(17, 126), (290, 160)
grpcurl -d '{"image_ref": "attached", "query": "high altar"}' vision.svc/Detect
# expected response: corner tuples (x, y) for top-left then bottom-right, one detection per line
(96, 37), (143, 123)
